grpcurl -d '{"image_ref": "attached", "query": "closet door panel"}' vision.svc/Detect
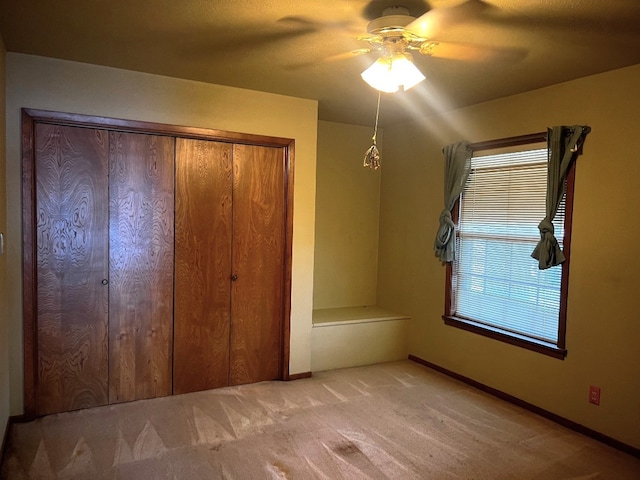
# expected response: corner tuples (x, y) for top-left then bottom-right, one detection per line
(108, 132), (175, 403)
(230, 145), (285, 385)
(174, 138), (233, 394)
(35, 124), (109, 415)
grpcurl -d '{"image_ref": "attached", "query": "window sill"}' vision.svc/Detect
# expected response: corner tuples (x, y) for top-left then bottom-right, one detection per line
(443, 315), (567, 360)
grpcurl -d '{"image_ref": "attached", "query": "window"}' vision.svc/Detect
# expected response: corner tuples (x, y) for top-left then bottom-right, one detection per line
(444, 133), (573, 359)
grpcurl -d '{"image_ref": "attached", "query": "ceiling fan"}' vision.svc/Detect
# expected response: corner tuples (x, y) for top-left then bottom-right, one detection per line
(345, 1), (518, 168)
(357, 5), (443, 92)
(280, 0), (526, 168)
(355, 1), (527, 91)
(282, 0), (526, 91)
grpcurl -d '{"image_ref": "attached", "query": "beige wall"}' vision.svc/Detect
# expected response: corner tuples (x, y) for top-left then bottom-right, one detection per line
(314, 121), (382, 310)
(5, 53), (318, 415)
(0, 37), (9, 438)
(378, 64), (640, 448)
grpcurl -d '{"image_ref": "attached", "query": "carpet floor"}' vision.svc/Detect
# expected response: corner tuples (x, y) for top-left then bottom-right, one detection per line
(2, 360), (639, 479)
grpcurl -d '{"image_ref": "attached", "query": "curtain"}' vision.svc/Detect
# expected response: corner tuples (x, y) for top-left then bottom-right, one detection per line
(434, 141), (472, 263)
(531, 125), (590, 269)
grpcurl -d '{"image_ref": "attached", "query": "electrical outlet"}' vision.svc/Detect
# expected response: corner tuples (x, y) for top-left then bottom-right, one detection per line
(589, 385), (601, 405)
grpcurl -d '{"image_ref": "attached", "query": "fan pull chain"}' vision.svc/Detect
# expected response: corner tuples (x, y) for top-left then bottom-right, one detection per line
(363, 91), (381, 170)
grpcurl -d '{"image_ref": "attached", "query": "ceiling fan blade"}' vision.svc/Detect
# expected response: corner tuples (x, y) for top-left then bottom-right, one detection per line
(406, 0), (493, 38)
(422, 41), (527, 63)
(325, 48), (372, 62)
(285, 48), (372, 70)
(181, 24), (318, 56)
(277, 15), (362, 35)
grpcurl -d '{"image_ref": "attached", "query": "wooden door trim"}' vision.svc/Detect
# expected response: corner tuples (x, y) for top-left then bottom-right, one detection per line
(22, 108), (294, 417)
(22, 109), (294, 147)
(281, 146), (294, 381)
(21, 111), (38, 419)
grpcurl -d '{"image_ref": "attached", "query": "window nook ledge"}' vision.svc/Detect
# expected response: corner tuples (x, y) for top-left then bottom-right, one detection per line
(311, 306), (410, 372)
(313, 305), (410, 327)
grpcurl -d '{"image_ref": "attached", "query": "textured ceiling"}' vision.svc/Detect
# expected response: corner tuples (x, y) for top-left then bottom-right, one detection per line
(1, 0), (639, 126)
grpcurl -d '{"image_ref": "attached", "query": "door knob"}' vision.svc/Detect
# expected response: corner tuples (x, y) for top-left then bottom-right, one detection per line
(101, 279), (109, 285)
(231, 274), (238, 282)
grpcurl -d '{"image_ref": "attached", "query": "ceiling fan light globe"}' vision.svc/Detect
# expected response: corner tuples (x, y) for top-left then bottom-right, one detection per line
(390, 54), (426, 90)
(361, 57), (399, 92)
(361, 54), (425, 93)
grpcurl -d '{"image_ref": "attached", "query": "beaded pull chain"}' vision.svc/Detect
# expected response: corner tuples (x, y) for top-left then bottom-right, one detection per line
(363, 91), (381, 170)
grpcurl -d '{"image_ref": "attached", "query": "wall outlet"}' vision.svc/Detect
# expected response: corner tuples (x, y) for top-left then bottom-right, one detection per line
(589, 385), (601, 405)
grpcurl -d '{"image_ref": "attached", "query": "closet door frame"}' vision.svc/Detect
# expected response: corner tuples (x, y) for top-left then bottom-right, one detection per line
(22, 108), (295, 419)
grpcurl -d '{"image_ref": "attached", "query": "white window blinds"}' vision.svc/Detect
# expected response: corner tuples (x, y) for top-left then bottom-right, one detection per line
(453, 148), (565, 344)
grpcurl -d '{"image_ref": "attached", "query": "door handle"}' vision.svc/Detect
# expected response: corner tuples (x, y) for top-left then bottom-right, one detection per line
(101, 279), (109, 285)
(231, 274), (238, 282)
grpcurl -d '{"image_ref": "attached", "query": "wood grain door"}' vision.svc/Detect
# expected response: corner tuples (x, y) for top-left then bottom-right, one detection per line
(35, 124), (110, 415)
(174, 138), (233, 394)
(230, 144), (285, 385)
(108, 132), (175, 403)
(24, 109), (294, 417)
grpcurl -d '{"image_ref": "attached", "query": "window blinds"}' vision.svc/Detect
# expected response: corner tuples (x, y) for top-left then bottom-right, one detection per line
(454, 148), (565, 344)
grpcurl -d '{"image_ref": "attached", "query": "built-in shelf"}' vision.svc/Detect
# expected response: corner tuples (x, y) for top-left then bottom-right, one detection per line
(312, 305), (410, 327)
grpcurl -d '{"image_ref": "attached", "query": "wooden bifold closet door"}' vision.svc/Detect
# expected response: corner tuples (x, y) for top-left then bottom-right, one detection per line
(35, 123), (110, 416)
(173, 139), (233, 394)
(24, 109), (293, 418)
(174, 139), (285, 394)
(229, 143), (285, 386)
(34, 125), (174, 415)
(108, 131), (174, 404)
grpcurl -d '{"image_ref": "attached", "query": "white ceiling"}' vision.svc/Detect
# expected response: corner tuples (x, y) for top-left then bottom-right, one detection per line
(1, 0), (639, 126)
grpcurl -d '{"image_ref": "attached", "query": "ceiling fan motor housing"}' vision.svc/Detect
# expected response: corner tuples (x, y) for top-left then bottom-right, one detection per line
(367, 6), (416, 34)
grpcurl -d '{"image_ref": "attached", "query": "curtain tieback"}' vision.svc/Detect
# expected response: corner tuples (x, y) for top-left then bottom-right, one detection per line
(435, 210), (455, 248)
(533, 217), (565, 268)
(537, 218), (555, 236)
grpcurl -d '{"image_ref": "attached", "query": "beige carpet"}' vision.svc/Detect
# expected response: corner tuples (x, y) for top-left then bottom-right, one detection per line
(2, 360), (639, 479)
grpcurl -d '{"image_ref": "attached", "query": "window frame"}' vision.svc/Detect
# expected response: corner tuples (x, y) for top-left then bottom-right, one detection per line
(443, 132), (574, 359)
